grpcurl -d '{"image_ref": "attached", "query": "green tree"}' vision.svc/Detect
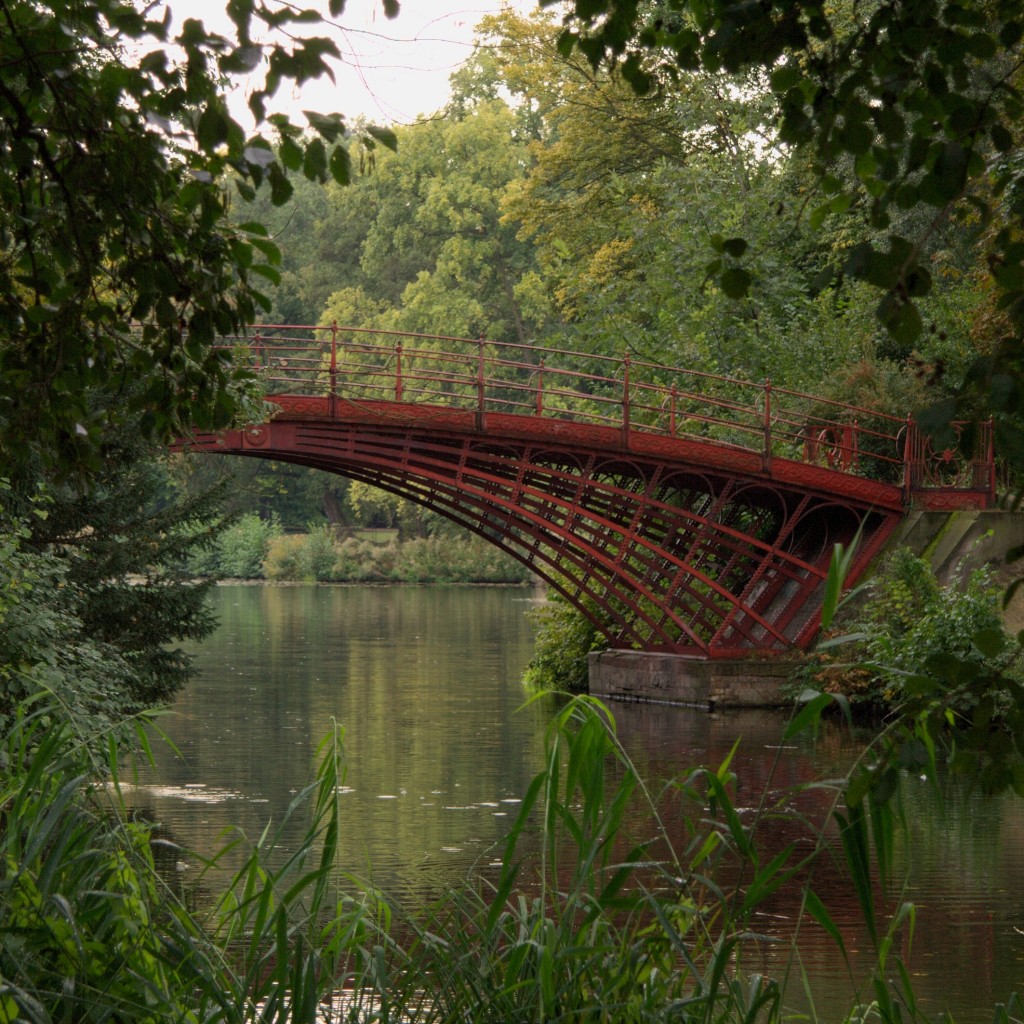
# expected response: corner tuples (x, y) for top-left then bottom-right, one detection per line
(315, 98), (545, 344)
(170, 452), (355, 531)
(488, 7), (981, 394)
(554, 0), (1024, 460)
(7, 412), (230, 708)
(0, 486), (147, 728)
(0, 0), (397, 483)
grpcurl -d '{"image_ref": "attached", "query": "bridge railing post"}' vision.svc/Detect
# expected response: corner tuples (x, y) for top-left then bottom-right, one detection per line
(329, 322), (338, 415)
(395, 342), (403, 402)
(536, 359), (544, 416)
(621, 352), (631, 448)
(670, 383), (677, 437)
(476, 338), (486, 431)
(762, 379), (772, 473)
(986, 416), (996, 505)
(902, 414), (915, 504)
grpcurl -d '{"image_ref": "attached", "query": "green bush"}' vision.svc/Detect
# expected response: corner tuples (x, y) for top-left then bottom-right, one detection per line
(301, 523), (339, 581)
(263, 532), (307, 580)
(215, 513), (280, 579)
(864, 550), (1021, 706)
(523, 592), (604, 692)
(390, 535), (534, 583)
(810, 547), (1023, 712)
(333, 537), (395, 580)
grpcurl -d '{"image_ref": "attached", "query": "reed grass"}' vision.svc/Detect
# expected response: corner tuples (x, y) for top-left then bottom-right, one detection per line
(2, 680), (1021, 1024)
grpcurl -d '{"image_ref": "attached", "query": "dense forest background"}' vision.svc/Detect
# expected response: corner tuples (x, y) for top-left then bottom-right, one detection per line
(172, 6), (998, 536)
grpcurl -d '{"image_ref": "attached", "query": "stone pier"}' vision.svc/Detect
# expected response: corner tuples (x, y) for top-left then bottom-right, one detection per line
(588, 650), (799, 709)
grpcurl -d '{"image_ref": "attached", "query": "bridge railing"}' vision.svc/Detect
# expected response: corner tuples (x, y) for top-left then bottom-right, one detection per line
(219, 325), (994, 501)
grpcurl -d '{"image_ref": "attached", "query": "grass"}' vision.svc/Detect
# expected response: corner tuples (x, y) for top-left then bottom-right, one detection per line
(2, 684), (1022, 1024)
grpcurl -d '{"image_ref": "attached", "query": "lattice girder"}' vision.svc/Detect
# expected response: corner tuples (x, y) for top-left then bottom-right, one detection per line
(183, 406), (903, 656)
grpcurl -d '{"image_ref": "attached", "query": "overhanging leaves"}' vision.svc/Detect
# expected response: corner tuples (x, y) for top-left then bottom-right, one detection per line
(0, 0), (400, 482)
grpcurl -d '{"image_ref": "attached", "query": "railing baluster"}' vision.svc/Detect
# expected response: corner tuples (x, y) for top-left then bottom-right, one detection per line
(536, 359), (544, 416)
(987, 417), (996, 504)
(902, 414), (915, 505)
(621, 352), (631, 448)
(329, 321), (338, 415)
(476, 338), (486, 431)
(395, 342), (403, 402)
(670, 383), (677, 438)
(762, 379), (772, 473)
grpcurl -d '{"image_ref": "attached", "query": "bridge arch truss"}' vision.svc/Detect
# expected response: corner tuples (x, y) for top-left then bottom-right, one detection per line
(189, 406), (899, 656)
(181, 326), (994, 657)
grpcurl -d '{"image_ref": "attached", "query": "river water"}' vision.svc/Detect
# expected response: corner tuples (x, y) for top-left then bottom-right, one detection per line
(128, 584), (1024, 1020)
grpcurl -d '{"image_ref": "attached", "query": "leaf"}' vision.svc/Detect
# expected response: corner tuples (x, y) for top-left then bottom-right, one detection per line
(720, 266), (752, 299)
(704, 771), (752, 858)
(836, 804), (877, 946)
(197, 103), (231, 152)
(365, 123), (399, 151)
(243, 144), (275, 168)
(783, 691), (834, 740)
(880, 295), (923, 347)
(770, 65), (802, 92)
(722, 237), (747, 258)
(804, 888), (847, 956)
(302, 138), (328, 181)
(973, 627), (1006, 658)
(329, 144), (351, 186)
(304, 111), (346, 143)
(221, 45), (263, 73)
(821, 532), (859, 629)
(268, 162), (293, 205)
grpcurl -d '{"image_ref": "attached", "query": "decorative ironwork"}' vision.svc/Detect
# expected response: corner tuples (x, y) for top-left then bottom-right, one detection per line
(179, 325), (996, 657)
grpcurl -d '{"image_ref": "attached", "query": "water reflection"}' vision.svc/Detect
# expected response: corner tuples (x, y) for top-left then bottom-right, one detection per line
(126, 584), (1024, 1022)
(129, 585), (554, 893)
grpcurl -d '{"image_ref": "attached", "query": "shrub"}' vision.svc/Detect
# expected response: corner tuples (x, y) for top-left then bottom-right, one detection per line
(523, 592), (604, 692)
(263, 533), (308, 581)
(810, 547), (1023, 712)
(301, 523), (339, 581)
(333, 537), (393, 580)
(391, 535), (534, 583)
(864, 551), (1021, 706)
(215, 513), (280, 579)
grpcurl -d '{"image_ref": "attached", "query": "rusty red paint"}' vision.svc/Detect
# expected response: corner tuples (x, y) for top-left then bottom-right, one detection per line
(178, 326), (995, 656)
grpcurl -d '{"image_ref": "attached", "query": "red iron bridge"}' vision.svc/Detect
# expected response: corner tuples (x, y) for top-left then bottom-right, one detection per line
(185, 325), (996, 659)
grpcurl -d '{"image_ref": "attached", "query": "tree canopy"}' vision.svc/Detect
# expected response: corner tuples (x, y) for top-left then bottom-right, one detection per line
(552, 0), (1024, 451)
(0, 0), (397, 481)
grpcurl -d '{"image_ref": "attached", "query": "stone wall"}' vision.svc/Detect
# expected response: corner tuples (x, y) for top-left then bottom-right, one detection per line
(588, 650), (800, 709)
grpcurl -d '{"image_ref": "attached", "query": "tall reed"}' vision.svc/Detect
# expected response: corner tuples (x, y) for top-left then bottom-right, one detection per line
(3, 678), (1022, 1023)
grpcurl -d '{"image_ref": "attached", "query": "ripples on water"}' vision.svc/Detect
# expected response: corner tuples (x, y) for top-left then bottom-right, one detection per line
(125, 584), (1024, 1022)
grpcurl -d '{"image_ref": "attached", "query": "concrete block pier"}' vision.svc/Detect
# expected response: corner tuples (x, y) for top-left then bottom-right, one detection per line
(588, 650), (799, 709)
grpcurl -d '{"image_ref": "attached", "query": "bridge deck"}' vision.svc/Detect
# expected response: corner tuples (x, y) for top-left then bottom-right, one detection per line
(186, 326), (995, 657)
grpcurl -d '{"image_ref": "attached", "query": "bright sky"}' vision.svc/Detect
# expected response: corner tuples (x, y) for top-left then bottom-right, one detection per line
(162, 0), (542, 126)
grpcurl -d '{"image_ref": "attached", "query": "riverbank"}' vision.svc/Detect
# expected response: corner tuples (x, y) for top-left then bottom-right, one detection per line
(190, 513), (537, 585)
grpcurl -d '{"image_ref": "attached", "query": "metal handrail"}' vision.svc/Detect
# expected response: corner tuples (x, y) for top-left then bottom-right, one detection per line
(219, 323), (994, 498)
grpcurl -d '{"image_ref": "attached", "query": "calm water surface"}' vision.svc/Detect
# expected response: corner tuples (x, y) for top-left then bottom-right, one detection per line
(129, 584), (1024, 1020)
